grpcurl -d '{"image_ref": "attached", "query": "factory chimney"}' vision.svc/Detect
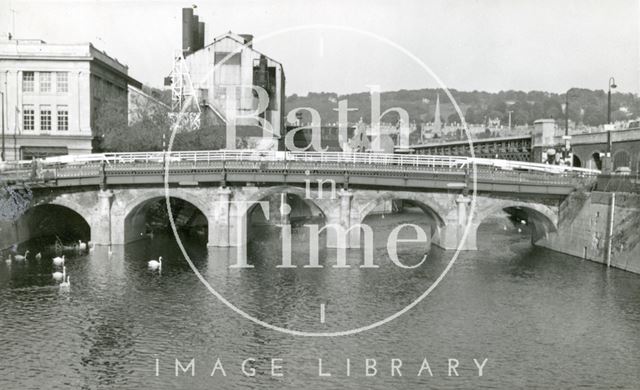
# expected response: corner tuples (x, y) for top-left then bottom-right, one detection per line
(182, 7), (206, 55)
(182, 8), (194, 55)
(197, 21), (205, 49)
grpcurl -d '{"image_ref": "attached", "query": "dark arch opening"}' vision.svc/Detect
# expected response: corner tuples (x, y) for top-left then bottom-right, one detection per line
(248, 192), (324, 228)
(588, 152), (603, 170)
(124, 197), (208, 245)
(572, 154), (582, 167)
(11, 204), (90, 250)
(245, 192), (326, 267)
(361, 198), (444, 252)
(477, 206), (555, 250)
(613, 150), (631, 170)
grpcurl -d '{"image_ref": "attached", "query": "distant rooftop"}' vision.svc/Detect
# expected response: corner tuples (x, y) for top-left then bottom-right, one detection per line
(0, 38), (130, 75)
(201, 31), (284, 67)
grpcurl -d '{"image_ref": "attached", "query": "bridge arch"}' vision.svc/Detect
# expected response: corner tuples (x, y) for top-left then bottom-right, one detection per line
(47, 197), (94, 221)
(474, 201), (557, 245)
(16, 203), (91, 246)
(118, 190), (210, 245)
(586, 150), (603, 170)
(357, 192), (447, 225)
(356, 191), (448, 245)
(572, 154), (582, 168)
(241, 185), (332, 223)
(226, 185), (330, 248)
(613, 150), (631, 170)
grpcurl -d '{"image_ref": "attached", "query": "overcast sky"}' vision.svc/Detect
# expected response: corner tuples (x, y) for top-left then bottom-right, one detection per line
(3, 0), (639, 95)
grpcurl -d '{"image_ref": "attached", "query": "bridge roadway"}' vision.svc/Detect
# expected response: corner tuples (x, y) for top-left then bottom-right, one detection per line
(1, 150), (598, 197)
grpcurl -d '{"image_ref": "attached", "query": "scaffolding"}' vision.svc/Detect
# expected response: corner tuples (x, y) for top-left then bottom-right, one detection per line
(168, 50), (201, 131)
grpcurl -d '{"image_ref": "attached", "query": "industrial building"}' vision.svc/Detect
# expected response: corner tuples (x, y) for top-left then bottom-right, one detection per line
(173, 8), (286, 149)
(0, 38), (141, 160)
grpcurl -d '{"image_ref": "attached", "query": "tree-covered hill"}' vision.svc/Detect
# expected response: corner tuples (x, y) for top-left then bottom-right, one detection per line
(285, 88), (640, 127)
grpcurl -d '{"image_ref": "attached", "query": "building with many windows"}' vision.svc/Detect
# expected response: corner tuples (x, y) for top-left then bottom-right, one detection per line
(0, 39), (141, 160)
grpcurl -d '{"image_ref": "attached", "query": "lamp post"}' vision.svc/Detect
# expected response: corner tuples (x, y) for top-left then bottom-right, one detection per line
(0, 91), (4, 161)
(1, 90), (5, 161)
(564, 88), (575, 136)
(604, 77), (617, 174)
(607, 77), (617, 124)
(564, 88), (575, 166)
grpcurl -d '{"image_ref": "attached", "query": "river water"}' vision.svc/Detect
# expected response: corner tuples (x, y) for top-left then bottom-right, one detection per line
(1, 211), (639, 389)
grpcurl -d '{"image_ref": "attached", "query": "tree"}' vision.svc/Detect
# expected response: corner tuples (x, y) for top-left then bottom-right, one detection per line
(96, 94), (169, 152)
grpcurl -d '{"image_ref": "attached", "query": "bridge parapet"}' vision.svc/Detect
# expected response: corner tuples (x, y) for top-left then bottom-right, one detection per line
(1, 151), (598, 198)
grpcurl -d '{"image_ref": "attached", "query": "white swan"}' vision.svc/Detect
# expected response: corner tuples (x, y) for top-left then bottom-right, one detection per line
(140, 231), (154, 240)
(53, 265), (66, 282)
(77, 240), (87, 251)
(35, 252), (42, 260)
(520, 220), (527, 225)
(14, 250), (29, 261)
(53, 255), (65, 267)
(148, 257), (162, 271)
(517, 228), (522, 233)
(59, 275), (71, 290)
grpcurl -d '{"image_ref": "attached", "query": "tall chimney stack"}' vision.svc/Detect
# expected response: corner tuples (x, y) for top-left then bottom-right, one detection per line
(182, 8), (194, 55)
(198, 22), (205, 49)
(191, 14), (200, 51)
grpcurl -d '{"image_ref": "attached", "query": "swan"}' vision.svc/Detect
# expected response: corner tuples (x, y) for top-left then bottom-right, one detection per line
(14, 250), (29, 261)
(520, 220), (527, 225)
(148, 257), (162, 271)
(77, 240), (87, 251)
(140, 231), (154, 240)
(59, 276), (71, 290)
(53, 255), (65, 267)
(53, 265), (66, 282)
(35, 252), (42, 260)
(517, 228), (522, 233)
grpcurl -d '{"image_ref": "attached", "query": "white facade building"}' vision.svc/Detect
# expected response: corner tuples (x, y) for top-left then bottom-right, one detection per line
(0, 39), (141, 161)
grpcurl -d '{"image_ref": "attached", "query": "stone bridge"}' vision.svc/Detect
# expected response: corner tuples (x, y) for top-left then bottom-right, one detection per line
(1, 150), (595, 252)
(9, 184), (560, 251)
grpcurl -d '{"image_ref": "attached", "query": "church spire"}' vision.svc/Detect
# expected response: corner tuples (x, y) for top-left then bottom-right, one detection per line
(434, 93), (442, 134)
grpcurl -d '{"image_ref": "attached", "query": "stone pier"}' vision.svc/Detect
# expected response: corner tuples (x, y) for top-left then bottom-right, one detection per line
(5, 185), (571, 266)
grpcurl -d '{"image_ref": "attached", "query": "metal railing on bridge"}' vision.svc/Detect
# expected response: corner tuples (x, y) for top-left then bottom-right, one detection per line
(0, 150), (600, 188)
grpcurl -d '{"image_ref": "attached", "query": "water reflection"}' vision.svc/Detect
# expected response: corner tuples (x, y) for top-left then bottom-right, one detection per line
(0, 211), (639, 389)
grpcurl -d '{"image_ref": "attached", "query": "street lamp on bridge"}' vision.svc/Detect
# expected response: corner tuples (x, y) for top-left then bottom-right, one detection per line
(604, 77), (618, 174)
(564, 88), (577, 166)
(607, 77), (617, 124)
